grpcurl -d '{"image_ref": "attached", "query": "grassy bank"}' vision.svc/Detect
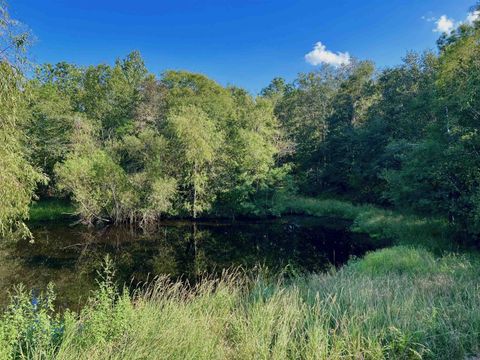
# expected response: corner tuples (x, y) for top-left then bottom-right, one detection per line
(276, 197), (456, 252)
(9, 197), (475, 359)
(29, 200), (76, 222)
(1, 247), (479, 359)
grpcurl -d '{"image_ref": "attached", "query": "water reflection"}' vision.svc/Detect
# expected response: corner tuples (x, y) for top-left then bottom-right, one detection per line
(0, 216), (374, 309)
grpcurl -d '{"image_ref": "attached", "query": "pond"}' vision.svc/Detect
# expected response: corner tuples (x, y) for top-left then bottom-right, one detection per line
(0, 216), (375, 309)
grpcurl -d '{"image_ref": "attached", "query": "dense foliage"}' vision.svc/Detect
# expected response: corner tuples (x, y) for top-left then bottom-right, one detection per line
(0, 1), (45, 240)
(265, 5), (480, 241)
(2, 1), (480, 242)
(28, 56), (289, 225)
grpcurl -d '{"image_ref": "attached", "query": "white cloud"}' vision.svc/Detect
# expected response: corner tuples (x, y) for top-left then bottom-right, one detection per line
(466, 10), (479, 25)
(434, 15), (455, 33)
(305, 42), (351, 67)
(425, 10), (478, 33)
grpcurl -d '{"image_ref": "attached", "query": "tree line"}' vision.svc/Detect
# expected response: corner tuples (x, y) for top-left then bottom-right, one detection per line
(266, 9), (480, 239)
(1, 1), (480, 242)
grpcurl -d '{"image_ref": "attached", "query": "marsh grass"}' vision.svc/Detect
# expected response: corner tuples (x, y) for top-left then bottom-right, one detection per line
(29, 200), (75, 222)
(277, 197), (456, 252)
(1, 247), (479, 359)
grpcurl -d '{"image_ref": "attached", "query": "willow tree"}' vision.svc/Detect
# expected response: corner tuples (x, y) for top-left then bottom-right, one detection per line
(0, 1), (45, 239)
(166, 105), (222, 219)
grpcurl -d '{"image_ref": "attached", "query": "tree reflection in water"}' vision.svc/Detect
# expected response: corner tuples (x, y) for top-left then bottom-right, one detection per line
(0, 216), (375, 310)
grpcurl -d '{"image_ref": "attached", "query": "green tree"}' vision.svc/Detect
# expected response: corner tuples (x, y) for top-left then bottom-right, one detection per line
(79, 51), (148, 138)
(218, 88), (287, 216)
(319, 61), (377, 196)
(56, 149), (133, 224)
(27, 82), (75, 191)
(271, 67), (342, 193)
(381, 9), (480, 239)
(166, 105), (222, 218)
(0, 1), (45, 239)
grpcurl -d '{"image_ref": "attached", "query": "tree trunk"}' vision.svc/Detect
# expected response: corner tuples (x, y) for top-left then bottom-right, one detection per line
(192, 161), (197, 219)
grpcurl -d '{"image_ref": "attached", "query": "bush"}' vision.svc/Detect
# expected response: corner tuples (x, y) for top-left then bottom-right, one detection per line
(55, 150), (135, 225)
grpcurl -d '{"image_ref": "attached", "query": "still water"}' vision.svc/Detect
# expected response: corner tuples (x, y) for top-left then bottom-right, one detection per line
(0, 216), (374, 309)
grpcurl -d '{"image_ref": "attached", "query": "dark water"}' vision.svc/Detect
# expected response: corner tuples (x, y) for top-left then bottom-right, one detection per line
(0, 216), (374, 309)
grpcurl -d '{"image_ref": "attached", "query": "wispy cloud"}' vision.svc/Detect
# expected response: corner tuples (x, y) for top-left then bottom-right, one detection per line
(305, 42), (350, 67)
(421, 15), (436, 22)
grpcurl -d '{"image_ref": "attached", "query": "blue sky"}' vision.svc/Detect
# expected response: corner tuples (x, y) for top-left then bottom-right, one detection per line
(12, 0), (476, 93)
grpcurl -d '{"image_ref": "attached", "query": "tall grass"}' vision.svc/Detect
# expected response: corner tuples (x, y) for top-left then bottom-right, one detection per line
(1, 247), (479, 359)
